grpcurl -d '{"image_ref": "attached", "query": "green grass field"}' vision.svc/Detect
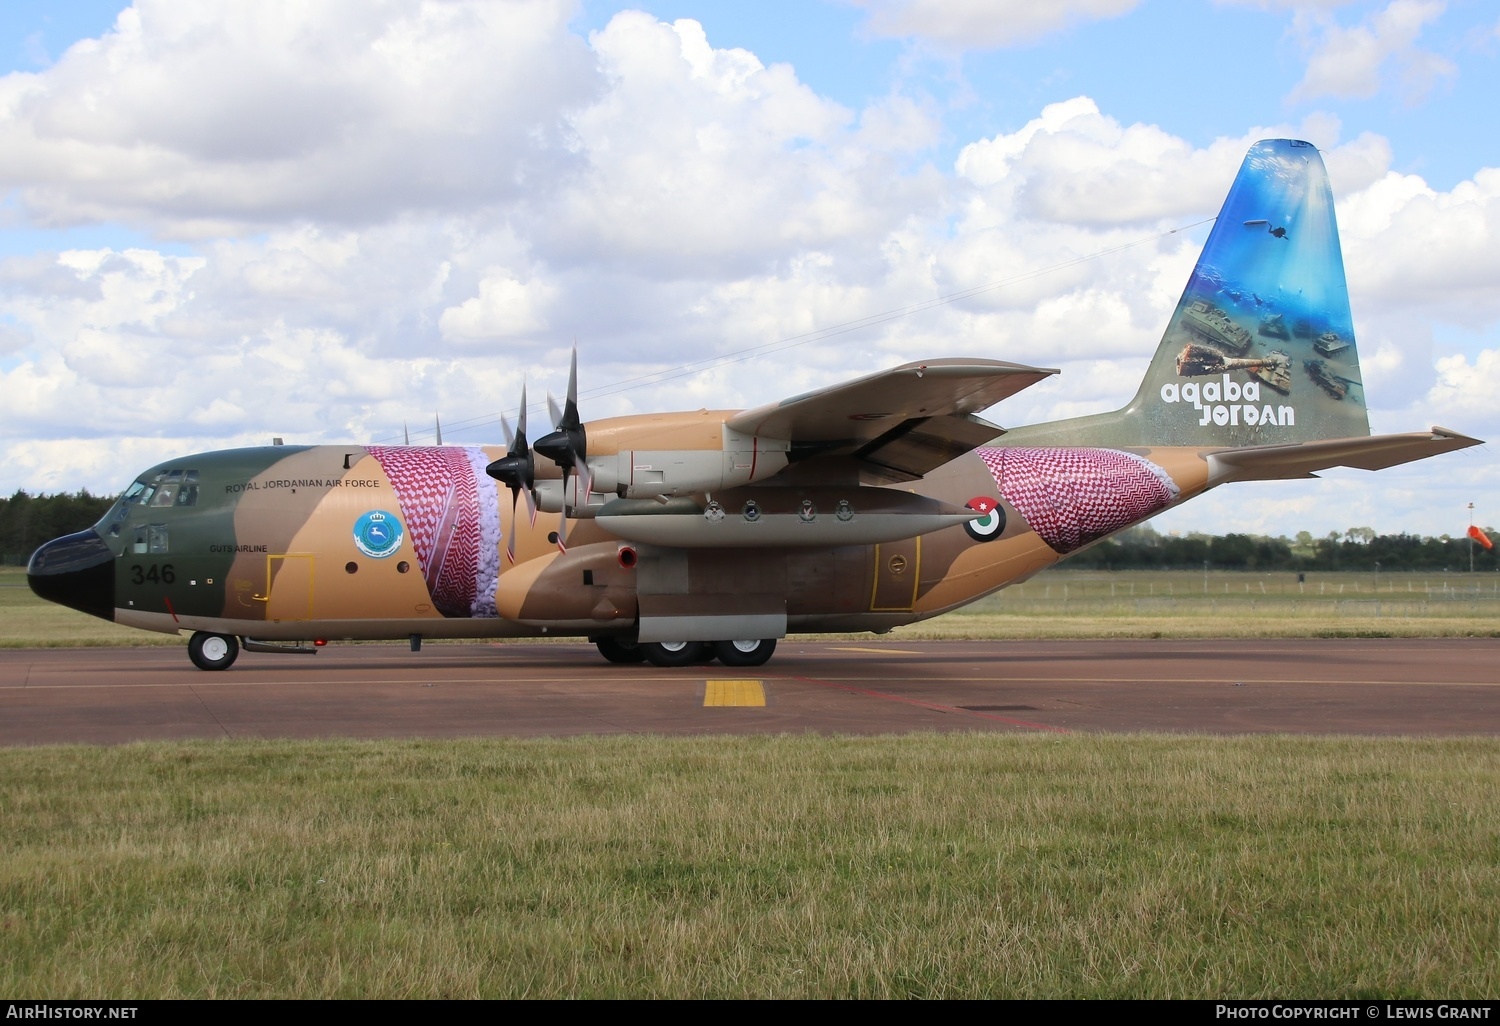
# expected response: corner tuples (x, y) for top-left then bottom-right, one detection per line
(918, 569), (1500, 640)
(0, 567), (181, 648)
(2, 734), (1498, 998)
(4, 565), (1498, 648)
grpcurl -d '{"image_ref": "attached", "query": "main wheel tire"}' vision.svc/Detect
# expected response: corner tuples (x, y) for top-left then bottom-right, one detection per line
(640, 640), (712, 667)
(594, 637), (646, 664)
(188, 632), (239, 671)
(713, 638), (777, 667)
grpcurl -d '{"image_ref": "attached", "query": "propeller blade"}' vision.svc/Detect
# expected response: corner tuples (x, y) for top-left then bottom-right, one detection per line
(505, 491), (518, 564)
(556, 507), (568, 554)
(572, 461), (593, 510)
(564, 346), (579, 424)
(435, 414), (442, 446)
(403, 422), (410, 446)
(546, 392), (563, 433)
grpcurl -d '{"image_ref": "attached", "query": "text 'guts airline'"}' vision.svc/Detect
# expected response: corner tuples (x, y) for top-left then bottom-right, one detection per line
(28, 140), (1482, 670)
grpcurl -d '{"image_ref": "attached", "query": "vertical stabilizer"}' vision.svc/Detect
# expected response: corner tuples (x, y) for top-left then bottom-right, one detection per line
(1006, 139), (1370, 448)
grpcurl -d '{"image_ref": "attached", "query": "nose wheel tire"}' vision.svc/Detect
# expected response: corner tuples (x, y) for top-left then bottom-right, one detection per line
(594, 637), (646, 664)
(188, 632), (240, 671)
(713, 638), (777, 667)
(640, 641), (713, 667)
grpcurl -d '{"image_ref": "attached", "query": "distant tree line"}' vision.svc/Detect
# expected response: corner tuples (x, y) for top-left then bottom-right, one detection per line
(1, 490), (114, 564)
(0, 488), (1495, 572)
(1068, 524), (1498, 573)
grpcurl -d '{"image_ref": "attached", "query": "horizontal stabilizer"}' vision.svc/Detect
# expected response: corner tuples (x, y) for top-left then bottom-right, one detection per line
(729, 358), (1055, 480)
(1206, 427), (1483, 485)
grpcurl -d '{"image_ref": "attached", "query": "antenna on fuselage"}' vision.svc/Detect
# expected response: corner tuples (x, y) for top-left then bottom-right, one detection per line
(435, 414), (443, 446)
(403, 422), (410, 446)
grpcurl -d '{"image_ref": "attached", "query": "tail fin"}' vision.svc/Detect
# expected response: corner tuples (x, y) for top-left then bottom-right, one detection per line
(1008, 139), (1370, 448)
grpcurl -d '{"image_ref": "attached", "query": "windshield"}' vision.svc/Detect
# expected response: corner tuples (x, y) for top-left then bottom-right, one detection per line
(95, 470), (200, 536)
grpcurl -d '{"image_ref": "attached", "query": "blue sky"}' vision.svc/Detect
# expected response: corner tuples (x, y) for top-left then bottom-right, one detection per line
(0, 0), (1496, 537)
(570, 0), (1499, 188)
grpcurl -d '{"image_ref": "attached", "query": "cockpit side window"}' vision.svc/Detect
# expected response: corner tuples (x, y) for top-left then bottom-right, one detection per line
(176, 471), (199, 506)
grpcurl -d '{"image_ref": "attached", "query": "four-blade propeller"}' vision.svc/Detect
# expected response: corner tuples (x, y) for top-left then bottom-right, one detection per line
(532, 348), (589, 553)
(485, 347), (590, 557)
(485, 383), (539, 563)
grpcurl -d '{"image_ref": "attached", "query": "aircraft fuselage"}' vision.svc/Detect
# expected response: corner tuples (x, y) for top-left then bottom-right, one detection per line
(35, 433), (1213, 646)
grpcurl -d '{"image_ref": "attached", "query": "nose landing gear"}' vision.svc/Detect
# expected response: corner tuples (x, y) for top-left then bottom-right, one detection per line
(188, 631), (240, 671)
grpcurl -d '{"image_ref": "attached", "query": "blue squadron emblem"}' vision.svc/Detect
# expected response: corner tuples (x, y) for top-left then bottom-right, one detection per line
(353, 510), (404, 558)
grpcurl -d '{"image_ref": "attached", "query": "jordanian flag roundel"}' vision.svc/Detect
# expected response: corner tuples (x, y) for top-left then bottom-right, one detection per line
(965, 496), (1005, 542)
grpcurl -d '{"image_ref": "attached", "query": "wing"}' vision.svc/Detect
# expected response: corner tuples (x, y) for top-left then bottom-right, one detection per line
(727, 358), (1056, 481)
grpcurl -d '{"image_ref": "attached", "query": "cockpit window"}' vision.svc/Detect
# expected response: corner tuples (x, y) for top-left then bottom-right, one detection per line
(132, 470), (200, 509)
(98, 470), (200, 536)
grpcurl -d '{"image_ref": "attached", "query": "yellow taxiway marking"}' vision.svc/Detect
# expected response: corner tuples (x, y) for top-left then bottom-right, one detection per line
(828, 646), (924, 655)
(704, 679), (767, 707)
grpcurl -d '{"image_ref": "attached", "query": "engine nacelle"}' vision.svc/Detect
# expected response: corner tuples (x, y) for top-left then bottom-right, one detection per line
(586, 426), (790, 501)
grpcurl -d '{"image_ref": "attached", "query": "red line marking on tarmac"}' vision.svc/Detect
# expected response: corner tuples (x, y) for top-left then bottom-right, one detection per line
(787, 674), (1070, 734)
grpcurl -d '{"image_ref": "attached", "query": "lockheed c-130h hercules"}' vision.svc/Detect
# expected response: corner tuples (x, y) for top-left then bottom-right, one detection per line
(27, 140), (1483, 670)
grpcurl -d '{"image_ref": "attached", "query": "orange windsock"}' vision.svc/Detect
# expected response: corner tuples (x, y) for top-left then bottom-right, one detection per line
(1469, 525), (1494, 550)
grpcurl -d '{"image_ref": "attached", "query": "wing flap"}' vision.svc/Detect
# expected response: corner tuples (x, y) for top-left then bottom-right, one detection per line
(853, 413), (1006, 481)
(1206, 427), (1483, 484)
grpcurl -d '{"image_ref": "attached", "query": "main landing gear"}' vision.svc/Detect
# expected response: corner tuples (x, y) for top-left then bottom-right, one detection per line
(188, 631), (240, 671)
(712, 638), (777, 666)
(593, 637), (778, 668)
(594, 637), (647, 664)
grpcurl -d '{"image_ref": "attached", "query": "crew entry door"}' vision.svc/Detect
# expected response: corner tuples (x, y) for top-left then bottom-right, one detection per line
(263, 553), (314, 621)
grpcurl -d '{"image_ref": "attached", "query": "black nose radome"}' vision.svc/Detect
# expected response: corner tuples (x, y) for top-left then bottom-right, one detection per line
(28, 529), (116, 621)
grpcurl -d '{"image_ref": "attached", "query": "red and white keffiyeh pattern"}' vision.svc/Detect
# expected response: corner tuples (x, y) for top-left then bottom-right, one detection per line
(977, 447), (1180, 554)
(366, 446), (501, 618)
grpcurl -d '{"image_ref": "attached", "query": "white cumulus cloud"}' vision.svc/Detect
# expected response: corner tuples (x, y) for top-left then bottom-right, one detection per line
(846, 0), (1140, 49)
(0, 0), (598, 232)
(1288, 0), (1457, 104)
